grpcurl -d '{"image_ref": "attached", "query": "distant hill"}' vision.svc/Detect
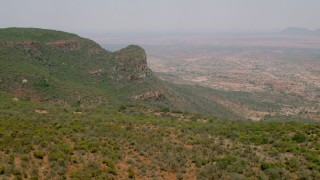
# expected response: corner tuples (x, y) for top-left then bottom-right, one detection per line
(280, 27), (320, 35)
(0, 27), (241, 118)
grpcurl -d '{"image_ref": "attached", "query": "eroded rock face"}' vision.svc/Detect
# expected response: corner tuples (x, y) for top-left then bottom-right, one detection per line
(114, 45), (152, 81)
(46, 40), (82, 51)
(1, 41), (42, 52)
(45, 40), (102, 54)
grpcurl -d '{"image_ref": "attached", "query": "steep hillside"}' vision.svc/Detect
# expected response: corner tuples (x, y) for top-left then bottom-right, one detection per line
(0, 28), (111, 105)
(0, 28), (240, 118)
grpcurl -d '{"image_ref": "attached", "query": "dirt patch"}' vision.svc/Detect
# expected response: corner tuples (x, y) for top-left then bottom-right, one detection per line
(183, 162), (198, 180)
(35, 109), (49, 114)
(14, 156), (22, 169)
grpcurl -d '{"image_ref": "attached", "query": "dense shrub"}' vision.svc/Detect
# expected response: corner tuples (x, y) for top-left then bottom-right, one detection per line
(292, 133), (307, 143)
(261, 162), (276, 171)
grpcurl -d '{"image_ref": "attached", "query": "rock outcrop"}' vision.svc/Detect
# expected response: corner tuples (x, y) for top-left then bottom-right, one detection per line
(114, 45), (152, 81)
(46, 40), (83, 51)
(1, 41), (42, 52)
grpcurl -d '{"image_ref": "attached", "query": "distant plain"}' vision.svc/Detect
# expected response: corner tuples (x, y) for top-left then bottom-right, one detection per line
(98, 33), (320, 121)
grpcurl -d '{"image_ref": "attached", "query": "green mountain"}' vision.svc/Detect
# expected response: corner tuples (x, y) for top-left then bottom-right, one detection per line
(0, 27), (239, 118)
(0, 28), (319, 179)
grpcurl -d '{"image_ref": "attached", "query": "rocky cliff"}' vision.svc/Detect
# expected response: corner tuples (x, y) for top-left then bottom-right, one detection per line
(114, 45), (152, 81)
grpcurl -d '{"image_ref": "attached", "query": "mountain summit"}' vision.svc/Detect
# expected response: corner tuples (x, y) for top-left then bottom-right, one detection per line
(0, 27), (241, 118)
(0, 28), (158, 105)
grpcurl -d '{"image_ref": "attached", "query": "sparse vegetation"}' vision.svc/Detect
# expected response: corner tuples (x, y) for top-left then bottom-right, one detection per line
(1, 27), (319, 179)
(0, 94), (319, 179)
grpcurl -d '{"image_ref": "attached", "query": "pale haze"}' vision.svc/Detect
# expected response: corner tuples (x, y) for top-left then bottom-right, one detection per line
(1, 0), (319, 34)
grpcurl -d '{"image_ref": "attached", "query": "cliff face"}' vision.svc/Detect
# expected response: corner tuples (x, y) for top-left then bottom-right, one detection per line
(0, 28), (158, 106)
(114, 45), (152, 81)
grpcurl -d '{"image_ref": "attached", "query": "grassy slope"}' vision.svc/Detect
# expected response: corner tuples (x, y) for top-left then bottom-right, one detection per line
(0, 93), (319, 179)
(0, 28), (113, 104)
(0, 27), (243, 118)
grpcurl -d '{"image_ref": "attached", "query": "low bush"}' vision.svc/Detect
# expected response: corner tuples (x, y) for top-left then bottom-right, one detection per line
(292, 133), (307, 143)
(33, 151), (45, 159)
(261, 162), (276, 171)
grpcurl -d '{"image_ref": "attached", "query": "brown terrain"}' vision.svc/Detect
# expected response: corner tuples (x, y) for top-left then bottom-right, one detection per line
(94, 34), (320, 121)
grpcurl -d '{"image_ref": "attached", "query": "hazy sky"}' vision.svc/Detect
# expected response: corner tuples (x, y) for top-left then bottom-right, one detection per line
(1, 0), (319, 34)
